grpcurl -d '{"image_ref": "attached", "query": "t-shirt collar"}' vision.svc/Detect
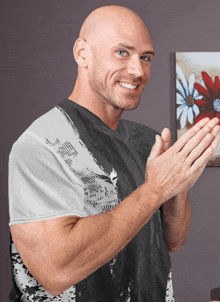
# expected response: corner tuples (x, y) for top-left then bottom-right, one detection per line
(60, 99), (129, 142)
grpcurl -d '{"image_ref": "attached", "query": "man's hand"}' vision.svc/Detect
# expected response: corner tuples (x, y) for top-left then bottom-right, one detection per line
(146, 117), (220, 204)
(149, 127), (171, 156)
(149, 127), (190, 251)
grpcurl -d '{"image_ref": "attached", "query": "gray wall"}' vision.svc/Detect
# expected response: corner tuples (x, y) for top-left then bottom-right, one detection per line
(1, 1), (220, 301)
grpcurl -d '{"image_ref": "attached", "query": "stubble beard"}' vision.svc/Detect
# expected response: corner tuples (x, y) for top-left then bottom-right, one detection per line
(88, 61), (145, 111)
(90, 77), (143, 111)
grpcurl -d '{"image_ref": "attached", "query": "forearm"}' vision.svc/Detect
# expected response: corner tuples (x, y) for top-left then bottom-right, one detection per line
(18, 183), (161, 296)
(162, 190), (191, 252)
(62, 186), (160, 285)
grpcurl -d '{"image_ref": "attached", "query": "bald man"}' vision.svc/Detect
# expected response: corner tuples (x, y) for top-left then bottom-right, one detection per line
(9, 5), (220, 302)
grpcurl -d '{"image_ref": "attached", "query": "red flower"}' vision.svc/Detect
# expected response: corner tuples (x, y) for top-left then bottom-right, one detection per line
(194, 71), (220, 125)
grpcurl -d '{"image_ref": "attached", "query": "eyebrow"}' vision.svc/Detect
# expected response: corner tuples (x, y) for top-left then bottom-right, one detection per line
(117, 43), (155, 57)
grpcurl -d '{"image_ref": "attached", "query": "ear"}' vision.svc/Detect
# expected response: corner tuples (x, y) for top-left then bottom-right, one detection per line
(73, 38), (88, 68)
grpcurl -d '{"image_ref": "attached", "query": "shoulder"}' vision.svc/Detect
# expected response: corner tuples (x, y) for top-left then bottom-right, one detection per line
(25, 106), (73, 141)
(10, 106), (77, 155)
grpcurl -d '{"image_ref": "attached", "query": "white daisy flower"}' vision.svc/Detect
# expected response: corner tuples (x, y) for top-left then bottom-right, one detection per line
(176, 65), (204, 129)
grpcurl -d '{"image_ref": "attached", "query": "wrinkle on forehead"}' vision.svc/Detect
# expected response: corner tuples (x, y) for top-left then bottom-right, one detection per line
(79, 5), (151, 45)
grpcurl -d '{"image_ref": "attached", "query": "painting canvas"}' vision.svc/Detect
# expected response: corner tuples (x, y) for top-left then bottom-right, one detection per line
(175, 52), (220, 166)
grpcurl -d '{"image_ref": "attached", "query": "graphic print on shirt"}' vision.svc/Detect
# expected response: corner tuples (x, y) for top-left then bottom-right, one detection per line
(11, 112), (121, 301)
(165, 269), (175, 302)
(48, 106), (121, 214)
(11, 241), (77, 302)
(44, 137), (120, 214)
(96, 168), (118, 189)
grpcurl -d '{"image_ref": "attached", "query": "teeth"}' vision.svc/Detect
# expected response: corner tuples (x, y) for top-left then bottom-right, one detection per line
(119, 82), (137, 89)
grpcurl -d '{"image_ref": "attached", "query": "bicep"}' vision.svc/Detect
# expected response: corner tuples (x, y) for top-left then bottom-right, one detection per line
(10, 215), (81, 248)
(10, 215), (82, 283)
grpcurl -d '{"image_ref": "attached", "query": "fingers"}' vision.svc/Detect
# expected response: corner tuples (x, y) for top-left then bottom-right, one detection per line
(181, 122), (220, 158)
(148, 128), (171, 162)
(185, 123), (220, 168)
(184, 128), (218, 165)
(174, 117), (219, 154)
(173, 117), (210, 152)
(211, 134), (220, 151)
(190, 135), (219, 174)
(211, 123), (220, 136)
(161, 128), (171, 152)
(148, 135), (163, 160)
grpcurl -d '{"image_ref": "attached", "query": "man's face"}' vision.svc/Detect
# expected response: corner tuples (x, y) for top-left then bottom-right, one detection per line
(86, 23), (154, 111)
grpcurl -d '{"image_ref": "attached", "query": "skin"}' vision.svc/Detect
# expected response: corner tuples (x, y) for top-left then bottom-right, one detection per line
(10, 5), (220, 296)
(69, 6), (154, 130)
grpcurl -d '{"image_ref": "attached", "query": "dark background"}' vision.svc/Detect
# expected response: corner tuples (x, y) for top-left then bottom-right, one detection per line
(1, 1), (220, 301)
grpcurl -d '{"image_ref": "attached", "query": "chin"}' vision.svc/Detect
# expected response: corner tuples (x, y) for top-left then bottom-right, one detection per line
(122, 104), (139, 111)
(120, 98), (141, 111)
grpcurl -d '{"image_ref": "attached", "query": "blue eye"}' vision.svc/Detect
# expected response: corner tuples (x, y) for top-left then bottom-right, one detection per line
(141, 55), (151, 62)
(117, 50), (127, 56)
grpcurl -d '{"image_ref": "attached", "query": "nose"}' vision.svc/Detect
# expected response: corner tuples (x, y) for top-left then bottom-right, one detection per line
(127, 55), (145, 78)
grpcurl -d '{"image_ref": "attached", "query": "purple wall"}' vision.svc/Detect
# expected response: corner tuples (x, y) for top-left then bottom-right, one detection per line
(1, 1), (220, 301)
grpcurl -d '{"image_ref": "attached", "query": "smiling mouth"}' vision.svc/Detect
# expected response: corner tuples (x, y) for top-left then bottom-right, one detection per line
(118, 81), (138, 90)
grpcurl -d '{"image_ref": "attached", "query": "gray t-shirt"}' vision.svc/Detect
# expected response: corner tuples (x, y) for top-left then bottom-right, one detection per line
(9, 99), (175, 302)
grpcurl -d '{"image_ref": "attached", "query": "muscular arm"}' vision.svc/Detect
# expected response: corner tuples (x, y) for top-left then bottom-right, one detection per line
(11, 184), (160, 296)
(10, 117), (220, 296)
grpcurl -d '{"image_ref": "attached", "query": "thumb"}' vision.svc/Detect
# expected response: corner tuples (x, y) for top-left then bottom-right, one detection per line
(161, 128), (171, 152)
(148, 134), (163, 160)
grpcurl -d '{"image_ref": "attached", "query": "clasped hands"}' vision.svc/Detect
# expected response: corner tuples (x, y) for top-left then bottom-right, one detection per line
(145, 117), (220, 203)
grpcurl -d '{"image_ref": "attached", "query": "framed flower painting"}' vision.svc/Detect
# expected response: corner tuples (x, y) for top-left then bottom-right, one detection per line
(175, 52), (220, 166)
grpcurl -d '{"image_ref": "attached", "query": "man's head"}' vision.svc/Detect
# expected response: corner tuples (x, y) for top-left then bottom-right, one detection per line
(73, 5), (154, 112)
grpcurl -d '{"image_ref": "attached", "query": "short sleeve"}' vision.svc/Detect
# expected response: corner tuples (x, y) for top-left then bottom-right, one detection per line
(9, 132), (85, 226)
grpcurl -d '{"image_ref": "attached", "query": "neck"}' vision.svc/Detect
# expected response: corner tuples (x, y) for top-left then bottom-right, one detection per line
(68, 76), (123, 131)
